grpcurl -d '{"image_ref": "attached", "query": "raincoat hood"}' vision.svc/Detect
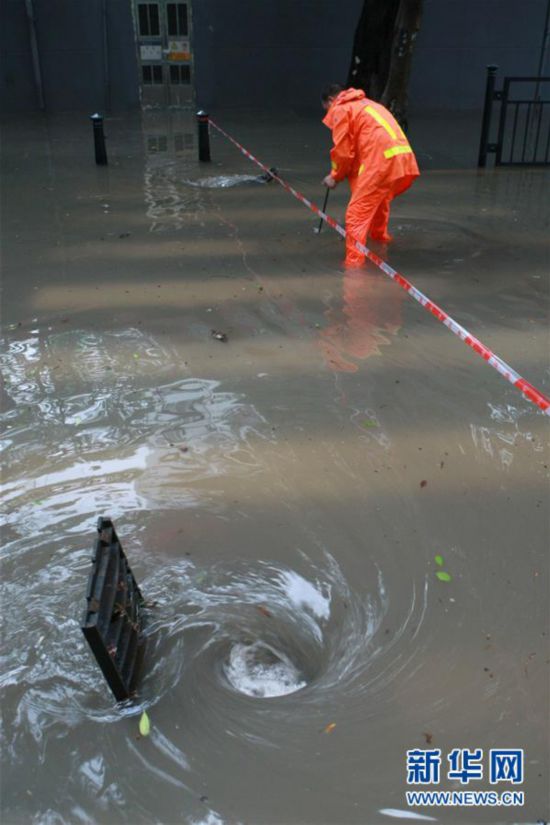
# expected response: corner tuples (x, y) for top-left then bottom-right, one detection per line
(323, 88), (367, 127)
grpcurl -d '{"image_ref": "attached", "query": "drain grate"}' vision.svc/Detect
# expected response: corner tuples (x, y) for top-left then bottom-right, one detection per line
(81, 517), (146, 702)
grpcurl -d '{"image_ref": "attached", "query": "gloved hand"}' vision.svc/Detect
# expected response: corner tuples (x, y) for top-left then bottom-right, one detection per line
(322, 175), (337, 189)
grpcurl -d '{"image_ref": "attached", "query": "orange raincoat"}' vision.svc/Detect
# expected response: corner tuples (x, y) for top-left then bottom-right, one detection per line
(323, 88), (420, 268)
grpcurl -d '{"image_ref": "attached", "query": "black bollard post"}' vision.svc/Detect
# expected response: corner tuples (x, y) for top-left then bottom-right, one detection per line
(196, 110), (211, 162)
(478, 65), (498, 168)
(90, 112), (108, 166)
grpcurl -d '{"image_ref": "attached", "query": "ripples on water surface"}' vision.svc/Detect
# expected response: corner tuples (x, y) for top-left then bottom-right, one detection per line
(10, 315), (547, 824)
(0, 323), (435, 823)
(143, 155), (269, 235)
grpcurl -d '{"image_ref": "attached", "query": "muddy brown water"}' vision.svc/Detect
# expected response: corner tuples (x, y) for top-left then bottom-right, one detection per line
(1, 110), (549, 825)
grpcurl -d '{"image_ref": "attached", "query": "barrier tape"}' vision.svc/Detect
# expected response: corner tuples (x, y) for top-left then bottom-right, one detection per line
(208, 118), (550, 416)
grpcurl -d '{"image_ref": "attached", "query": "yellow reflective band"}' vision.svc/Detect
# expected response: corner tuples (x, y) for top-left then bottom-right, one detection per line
(364, 105), (397, 139)
(358, 163), (365, 175)
(331, 160), (338, 170)
(384, 145), (413, 159)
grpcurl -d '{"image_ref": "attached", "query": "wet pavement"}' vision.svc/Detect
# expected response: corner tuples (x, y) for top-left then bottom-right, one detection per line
(1, 108), (549, 825)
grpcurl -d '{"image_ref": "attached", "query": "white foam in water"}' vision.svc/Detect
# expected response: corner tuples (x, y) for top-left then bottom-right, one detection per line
(189, 813), (225, 825)
(277, 570), (331, 620)
(184, 174), (264, 189)
(379, 809), (437, 821)
(224, 641), (306, 698)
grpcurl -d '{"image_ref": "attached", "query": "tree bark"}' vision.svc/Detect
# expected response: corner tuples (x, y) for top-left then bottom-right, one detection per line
(347, 0), (400, 100)
(347, 0), (423, 128)
(381, 0), (423, 128)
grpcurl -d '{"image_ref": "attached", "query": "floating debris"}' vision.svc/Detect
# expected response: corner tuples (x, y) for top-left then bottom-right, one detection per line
(436, 571), (452, 583)
(434, 555), (452, 582)
(139, 711), (151, 737)
(211, 330), (228, 342)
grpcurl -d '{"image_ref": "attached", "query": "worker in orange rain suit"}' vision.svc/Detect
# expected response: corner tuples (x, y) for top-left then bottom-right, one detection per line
(322, 84), (420, 269)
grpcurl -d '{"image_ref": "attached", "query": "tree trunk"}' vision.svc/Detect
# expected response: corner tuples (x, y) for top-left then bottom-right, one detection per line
(381, 0), (423, 128)
(347, 0), (400, 100)
(347, 0), (423, 128)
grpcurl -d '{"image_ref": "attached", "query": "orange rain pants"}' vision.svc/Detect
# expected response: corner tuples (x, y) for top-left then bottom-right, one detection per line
(323, 88), (420, 268)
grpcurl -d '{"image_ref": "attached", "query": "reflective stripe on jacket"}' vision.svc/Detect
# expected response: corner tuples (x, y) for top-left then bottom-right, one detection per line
(322, 88), (419, 190)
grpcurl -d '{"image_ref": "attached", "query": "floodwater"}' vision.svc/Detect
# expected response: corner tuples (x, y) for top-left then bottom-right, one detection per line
(1, 108), (549, 825)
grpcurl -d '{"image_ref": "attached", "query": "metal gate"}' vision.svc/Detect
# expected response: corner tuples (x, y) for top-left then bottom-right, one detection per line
(132, 1), (193, 108)
(478, 65), (550, 166)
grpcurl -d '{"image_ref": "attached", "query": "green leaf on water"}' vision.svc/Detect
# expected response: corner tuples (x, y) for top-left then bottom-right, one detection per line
(436, 571), (452, 582)
(361, 419), (378, 429)
(434, 555), (444, 567)
(139, 711), (151, 737)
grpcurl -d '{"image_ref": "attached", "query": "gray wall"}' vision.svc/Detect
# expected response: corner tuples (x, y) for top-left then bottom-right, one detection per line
(1, 1), (36, 110)
(192, 0), (363, 111)
(1, 0), (548, 114)
(191, 0), (549, 113)
(409, 0), (549, 110)
(1, 0), (139, 112)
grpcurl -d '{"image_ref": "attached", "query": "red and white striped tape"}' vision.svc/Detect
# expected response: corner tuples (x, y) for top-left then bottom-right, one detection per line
(208, 118), (550, 416)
